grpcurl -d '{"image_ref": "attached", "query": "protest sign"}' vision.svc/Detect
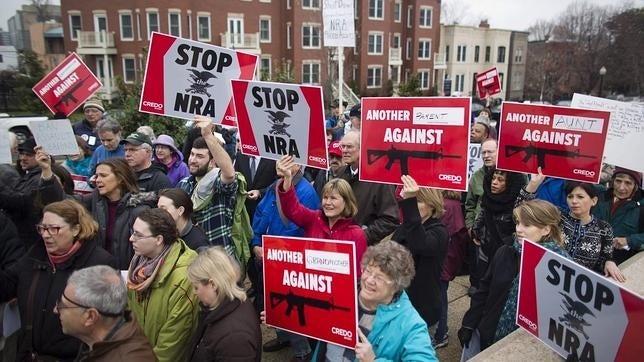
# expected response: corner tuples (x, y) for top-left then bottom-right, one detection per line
(476, 67), (502, 98)
(571, 94), (644, 173)
(29, 119), (78, 155)
(231, 80), (328, 169)
(497, 102), (610, 183)
(32, 53), (102, 116)
(323, 0), (355, 47)
(263, 236), (357, 349)
(517, 240), (644, 361)
(359, 97), (471, 191)
(139, 32), (258, 125)
(468, 143), (484, 179)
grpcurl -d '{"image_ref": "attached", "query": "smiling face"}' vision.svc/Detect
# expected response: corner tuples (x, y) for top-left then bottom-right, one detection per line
(154, 145), (173, 163)
(188, 148), (212, 177)
(322, 190), (346, 221)
(567, 186), (597, 219)
(359, 265), (396, 309)
(39, 211), (78, 256)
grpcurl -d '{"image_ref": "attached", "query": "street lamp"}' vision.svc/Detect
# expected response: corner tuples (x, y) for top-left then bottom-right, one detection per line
(598, 66), (607, 97)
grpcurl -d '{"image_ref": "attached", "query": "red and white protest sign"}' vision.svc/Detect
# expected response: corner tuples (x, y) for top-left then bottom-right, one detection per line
(32, 53), (102, 116)
(359, 97), (471, 191)
(139, 32), (258, 126)
(263, 236), (358, 349)
(497, 102), (610, 183)
(231, 80), (328, 169)
(517, 240), (644, 361)
(476, 67), (502, 98)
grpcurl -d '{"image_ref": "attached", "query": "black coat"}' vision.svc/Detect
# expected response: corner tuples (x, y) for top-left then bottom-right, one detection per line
(188, 298), (261, 362)
(0, 239), (115, 361)
(0, 166), (43, 247)
(0, 210), (24, 271)
(234, 154), (277, 222)
(391, 197), (448, 326)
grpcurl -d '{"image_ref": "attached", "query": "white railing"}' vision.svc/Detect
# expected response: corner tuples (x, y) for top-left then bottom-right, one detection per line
(77, 31), (115, 49)
(389, 47), (402, 62)
(434, 52), (447, 68)
(219, 32), (260, 49)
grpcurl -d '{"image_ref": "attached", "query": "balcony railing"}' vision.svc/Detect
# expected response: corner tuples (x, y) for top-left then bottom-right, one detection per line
(389, 47), (402, 64)
(220, 32), (260, 50)
(434, 52), (447, 69)
(77, 31), (115, 49)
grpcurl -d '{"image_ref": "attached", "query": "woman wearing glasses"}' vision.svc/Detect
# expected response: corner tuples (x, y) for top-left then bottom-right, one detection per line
(126, 208), (198, 362)
(0, 199), (114, 361)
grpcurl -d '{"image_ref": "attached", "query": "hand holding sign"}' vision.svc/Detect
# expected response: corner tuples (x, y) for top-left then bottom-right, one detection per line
(355, 328), (375, 362)
(400, 175), (419, 199)
(525, 167), (547, 193)
(276, 155), (296, 191)
(604, 261), (626, 283)
(34, 146), (53, 180)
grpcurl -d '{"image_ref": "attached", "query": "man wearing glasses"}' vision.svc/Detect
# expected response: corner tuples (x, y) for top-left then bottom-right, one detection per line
(55, 265), (155, 361)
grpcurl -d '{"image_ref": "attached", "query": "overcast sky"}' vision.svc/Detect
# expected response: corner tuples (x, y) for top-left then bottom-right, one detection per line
(1, 0), (643, 34)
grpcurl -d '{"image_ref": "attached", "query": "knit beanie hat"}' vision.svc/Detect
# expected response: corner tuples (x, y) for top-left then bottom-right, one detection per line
(83, 97), (105, 113)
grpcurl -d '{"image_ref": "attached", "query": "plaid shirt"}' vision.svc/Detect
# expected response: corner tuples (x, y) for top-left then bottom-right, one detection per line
(178, 174), (238, 255)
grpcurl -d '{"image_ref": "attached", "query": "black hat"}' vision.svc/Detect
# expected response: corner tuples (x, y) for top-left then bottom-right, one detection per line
(331, 99), (348, 108)
(349, 103), (361, 118)
(17, 138), (37, 154)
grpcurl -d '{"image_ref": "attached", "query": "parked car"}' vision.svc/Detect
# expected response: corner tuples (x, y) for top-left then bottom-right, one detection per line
(0, 116), (48, 144)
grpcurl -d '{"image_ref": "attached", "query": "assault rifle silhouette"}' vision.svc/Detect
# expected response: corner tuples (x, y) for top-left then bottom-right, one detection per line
(367, 145), (461, 176)
(53, 76), (89, 112)
(270, 290), (350, 326)
(504, 144), (596, 169)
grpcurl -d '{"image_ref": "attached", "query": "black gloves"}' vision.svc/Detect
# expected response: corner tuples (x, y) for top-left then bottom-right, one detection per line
(457, 327), (473, 348)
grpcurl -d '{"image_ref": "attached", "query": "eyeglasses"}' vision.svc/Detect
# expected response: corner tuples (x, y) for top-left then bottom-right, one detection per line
(36, 224), (66, 235)
(130, 230), (156, 241)
(361, 267), (393, 286)
(55, 291), (122, 317)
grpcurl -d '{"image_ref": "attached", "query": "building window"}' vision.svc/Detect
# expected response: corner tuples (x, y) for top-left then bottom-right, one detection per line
(198, 15), (211, 41)
(485, 46), (491, 62)
(392, 33), (400, 48)
(260, 56), (271, 80)
(302, 24), (320, 48)
(393, 1), (401, 22)
(287, 22), (292, 49)
(455, 74), (465, 92)
(352, 65), (358, 81)
(499, 72), (504, 88)
(419, 70), (430, 89)
(497, 46), (506, 63)
(406, 38), (411, 59)
(369, 0), (384, 19)
(123, 57), (136, 83)
(418, 39), (431, 59)
(69, 14), (81, 40)
(474, 45), (480, 62)
(367, 66), (382, 88)
(457, 45), (466, 62)
(514, 47), (523, 63)
(119, 12), (133, 40)
(259, 17), (271, 42)
(419, 7), (432, 28)
(407, 6), (413, 28)
(445, 45), (449, 62)
(287, 0), (291, 9)
(302, 62), (320, 84)
(302, 0), (320, 9)
(169, 12), (181, 37)
(147, 11), (159, 37)
(367, 32), (383, 55)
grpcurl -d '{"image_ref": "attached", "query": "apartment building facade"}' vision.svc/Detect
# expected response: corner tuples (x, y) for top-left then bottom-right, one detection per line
(59, 0), (441, 100)
(439, 21), (527, 100)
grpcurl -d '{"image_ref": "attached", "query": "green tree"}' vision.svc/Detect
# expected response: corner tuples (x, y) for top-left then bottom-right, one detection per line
(397, 73), (423, 97)
(273, 58), (295, 84)
(15, 50), (47, 114)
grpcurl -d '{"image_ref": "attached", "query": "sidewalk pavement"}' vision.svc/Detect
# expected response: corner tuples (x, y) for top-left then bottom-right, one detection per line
(260, 275), (472, 361)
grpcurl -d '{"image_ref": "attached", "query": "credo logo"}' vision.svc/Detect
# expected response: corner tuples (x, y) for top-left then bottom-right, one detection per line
(331, 327), (353, 339)
(439, 174), (463, 183)
(142, 101), (163, 111)
(518, 314), (537, 331)
(309, 155), (327, 165)
(224, 115), (237, 121)
(242, 144), (258, 152)
(573, 169), (596, 178)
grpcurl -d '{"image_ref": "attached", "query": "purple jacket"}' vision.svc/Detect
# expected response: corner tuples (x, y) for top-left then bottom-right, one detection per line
(157, 153), (190, 187)
(440, 198), (468, 281)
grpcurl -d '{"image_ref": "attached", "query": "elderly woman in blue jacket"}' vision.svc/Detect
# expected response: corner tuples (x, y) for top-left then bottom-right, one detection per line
(312, 240), (437, 361)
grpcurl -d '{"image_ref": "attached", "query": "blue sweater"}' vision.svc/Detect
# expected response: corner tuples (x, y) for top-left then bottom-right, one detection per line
(88, 144), (125, 174)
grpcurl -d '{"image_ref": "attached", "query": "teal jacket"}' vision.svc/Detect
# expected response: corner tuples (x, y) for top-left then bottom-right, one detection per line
(593, 189), (644, 250)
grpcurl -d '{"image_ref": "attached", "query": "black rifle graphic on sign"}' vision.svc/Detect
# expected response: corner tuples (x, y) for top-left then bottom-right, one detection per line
(53, 76), (89, 112)
(367, 145), (461, 176)
(559, 292), (595, 339)
(185, 69), (217, 98)
(265, 110), (292, 137)
(504, 144), (596, 169)
(270, 290), (350, 326)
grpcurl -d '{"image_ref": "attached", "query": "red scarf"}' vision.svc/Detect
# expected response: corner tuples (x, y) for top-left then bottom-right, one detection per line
(48, 241), (83, 265)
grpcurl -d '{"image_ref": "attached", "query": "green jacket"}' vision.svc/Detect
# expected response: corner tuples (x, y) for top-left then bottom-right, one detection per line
(465, 167), (486, 229)
(231, 172), (252, 279)
(128, 239), (199, 362)
(593, 190), (644, 250)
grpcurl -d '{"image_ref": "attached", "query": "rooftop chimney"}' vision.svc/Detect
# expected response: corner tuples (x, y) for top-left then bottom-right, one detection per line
(479, 19), (490, 28)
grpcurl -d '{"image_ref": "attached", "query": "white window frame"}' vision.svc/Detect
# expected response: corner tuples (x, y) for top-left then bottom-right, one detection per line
(302, 61), (320, 84)
(457, 44), (466, 62)
(302, 23), (321, 49)
(418, 39), (431, 60)
(168, 10), (182, 37)
(393, 1), (401, 22)
(302, 0), (320, 10)
(68, 11), (81, 41)
(367, 65), (382, 88)
(392, 33), (401, 49)
(405, 38), (411, 60)
(368, 0), (384, 20)
(122, 55), (136, 84)
(418, 69), (430, 90)
(260, 55), (272, 79)
(419, 6), (432, 28)
(455, 74), (465, 92)
(197, 13), (211, 42)
(118, 11), (133, 41)
(367, 32), (383, 55)
(259, 16), (271, 43)
(287, 0), (292, 9)
(407, 6), (413, 28)
(286, 22), (292, 49)
(146, 9), (159, 38)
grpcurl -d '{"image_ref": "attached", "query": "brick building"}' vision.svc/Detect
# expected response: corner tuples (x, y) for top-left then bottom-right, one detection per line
(60, 0), (441, 100)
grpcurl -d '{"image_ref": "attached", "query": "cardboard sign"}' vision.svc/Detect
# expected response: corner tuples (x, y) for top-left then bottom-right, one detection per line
(497, 102), (610, 183)
(468, 143), (484, 179)
(32, 53), (102, 116)
(231, 80), (328, 170)
(263, 236), (358, 349)
(517, 240), (644, 361)
(359, 97), (471, 191)
(323, 0), (355, 47)
(476, 67), (502, 98)
(29, 119), (78, 155)
(0, 131), (11, 164)
(139, 32), (258, 125)
(571, 94), (644, 173)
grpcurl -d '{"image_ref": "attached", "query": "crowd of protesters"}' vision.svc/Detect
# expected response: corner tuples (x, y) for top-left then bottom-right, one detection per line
(0, 97), (641, 362)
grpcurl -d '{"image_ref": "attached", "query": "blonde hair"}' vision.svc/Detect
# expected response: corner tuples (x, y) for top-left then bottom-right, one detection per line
(187, 246), (246, 309)
(513, 199), (564, 247)
(43, 199), (98, 241)
(416, 187), (445, 218)
(321, 178), (358, 218)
